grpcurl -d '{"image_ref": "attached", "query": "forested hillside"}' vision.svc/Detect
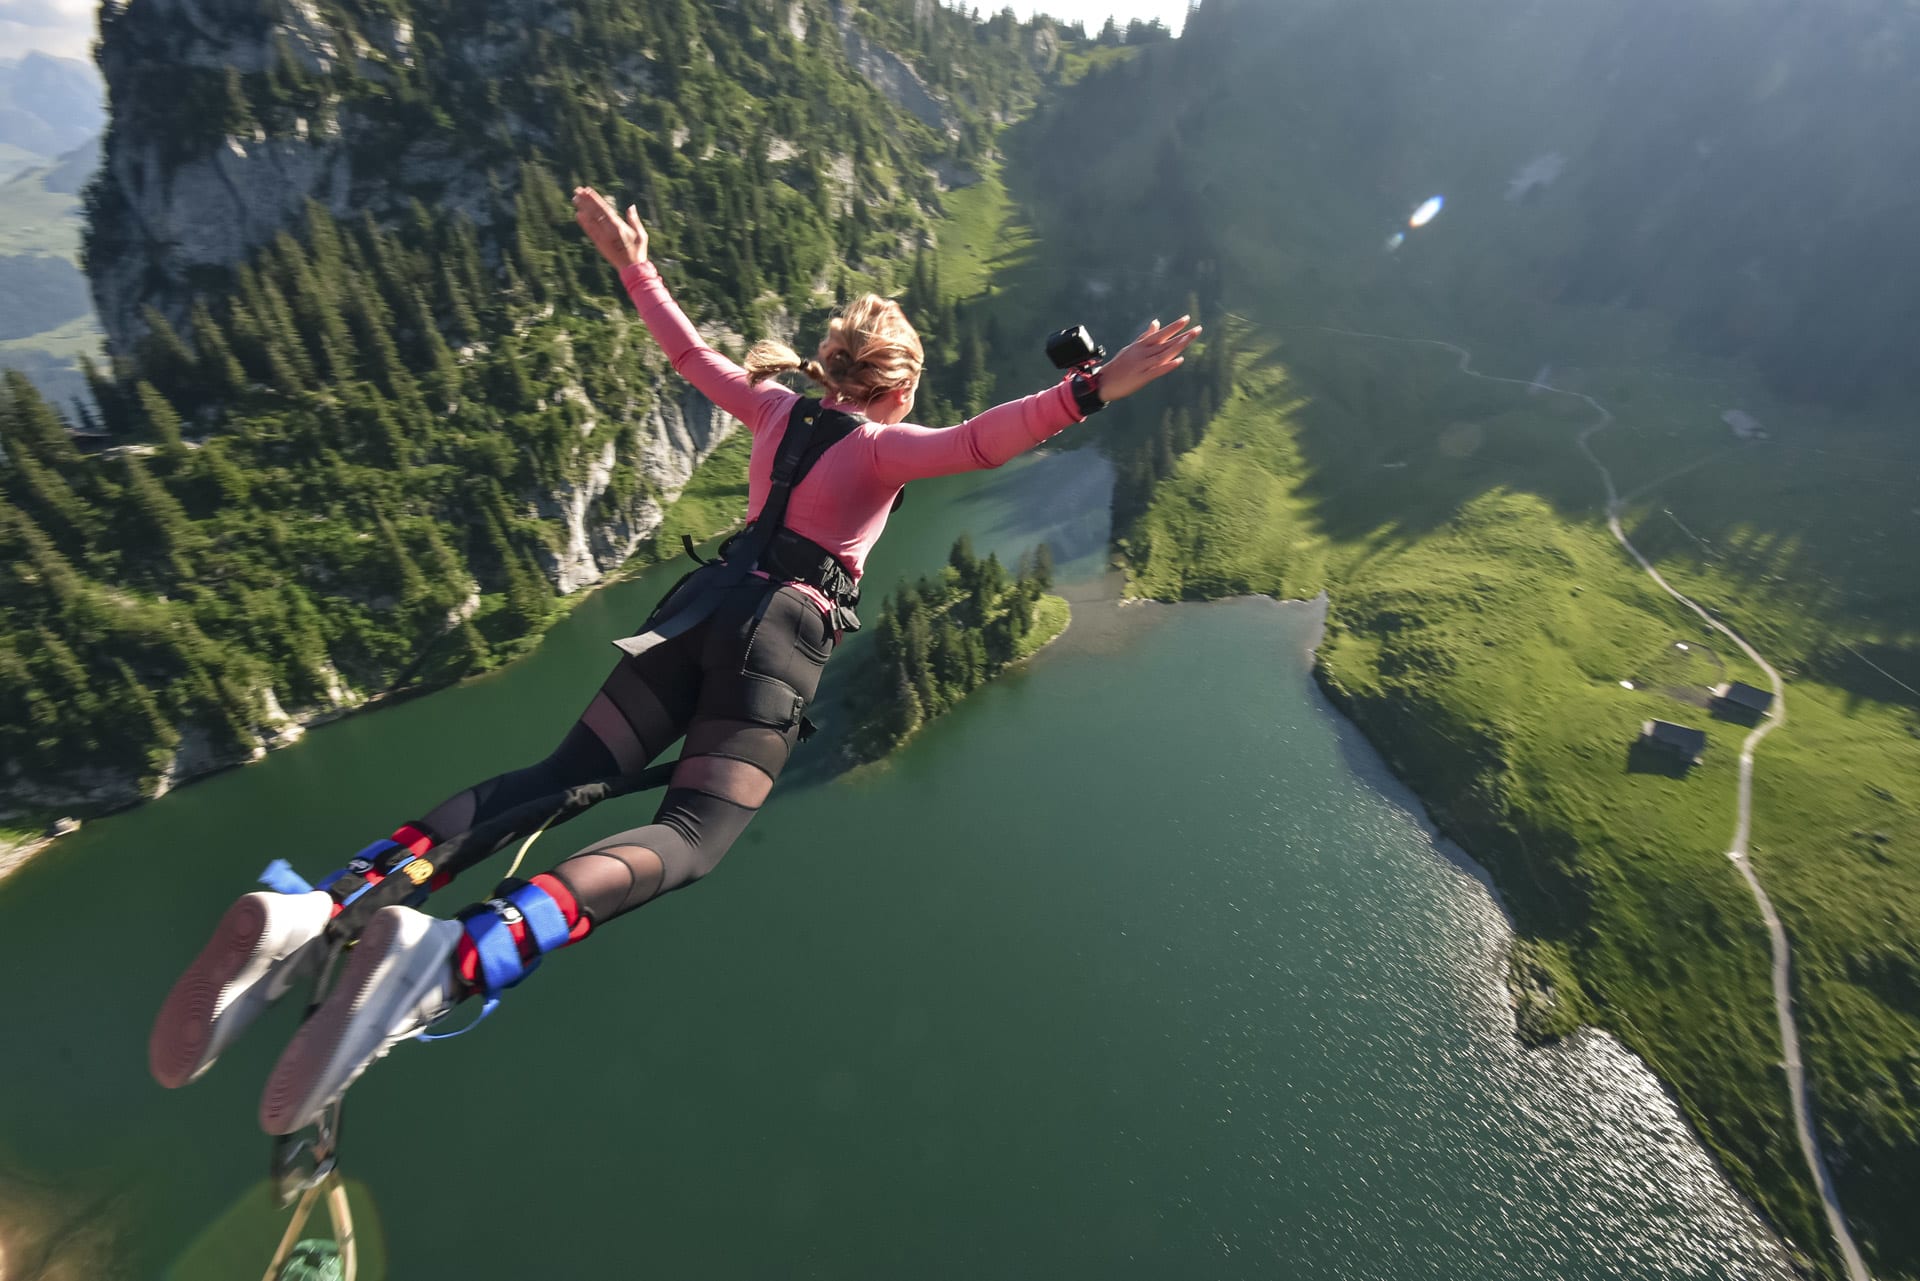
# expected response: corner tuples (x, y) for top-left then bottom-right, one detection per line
(0, 0), (1085, 816)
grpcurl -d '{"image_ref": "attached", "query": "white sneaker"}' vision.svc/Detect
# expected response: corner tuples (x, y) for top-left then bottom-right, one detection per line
(149, 890), (335, 1089)
(258, 905), (466, 1135)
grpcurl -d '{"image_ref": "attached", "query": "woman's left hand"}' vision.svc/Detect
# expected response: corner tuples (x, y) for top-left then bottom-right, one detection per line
(1095, 315), (1203, 402)
(572, 186), (648, 270)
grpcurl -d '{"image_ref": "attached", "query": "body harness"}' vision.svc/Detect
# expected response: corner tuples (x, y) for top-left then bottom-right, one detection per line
(622, 395), (884, 656)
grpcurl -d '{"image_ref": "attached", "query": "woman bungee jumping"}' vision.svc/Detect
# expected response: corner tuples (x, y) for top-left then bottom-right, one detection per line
(149, 185), (1200, 1134)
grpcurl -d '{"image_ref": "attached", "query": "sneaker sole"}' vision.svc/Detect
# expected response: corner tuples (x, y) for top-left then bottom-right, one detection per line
(149, 894), (277, 1089)
(258, 909), (455, 1134)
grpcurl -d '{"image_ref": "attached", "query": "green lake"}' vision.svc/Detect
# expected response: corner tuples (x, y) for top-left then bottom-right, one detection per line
(0, 446), (1792, 1278)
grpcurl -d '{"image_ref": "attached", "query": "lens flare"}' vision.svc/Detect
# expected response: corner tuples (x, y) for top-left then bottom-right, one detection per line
(1385, 231), (1407, 251)
(1409, 195), (1445, 228)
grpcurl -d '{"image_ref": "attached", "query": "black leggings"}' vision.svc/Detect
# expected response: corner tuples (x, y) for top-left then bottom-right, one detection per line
(412, 572), (836, 926)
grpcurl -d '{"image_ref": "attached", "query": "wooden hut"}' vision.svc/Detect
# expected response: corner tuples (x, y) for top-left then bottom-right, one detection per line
(1640, 719), (1706, 765)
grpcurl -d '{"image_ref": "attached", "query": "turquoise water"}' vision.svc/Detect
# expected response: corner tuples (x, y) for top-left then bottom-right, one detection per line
(0, 449), (1790, 1278)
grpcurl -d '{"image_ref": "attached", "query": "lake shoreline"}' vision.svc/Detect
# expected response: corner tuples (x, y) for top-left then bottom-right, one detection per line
(1117, 581), (1809, 1275)
(0, 518), (742, 886)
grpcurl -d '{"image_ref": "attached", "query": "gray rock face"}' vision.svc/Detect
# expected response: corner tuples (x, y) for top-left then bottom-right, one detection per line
(92, 130), (357, 350)
(833, 1), (957, 137)
(88, 0), (413, 352)
(85, 0), (730, 592)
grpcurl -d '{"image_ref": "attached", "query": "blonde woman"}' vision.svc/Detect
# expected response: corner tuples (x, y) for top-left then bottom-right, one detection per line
(150, 185), (1200, 1133)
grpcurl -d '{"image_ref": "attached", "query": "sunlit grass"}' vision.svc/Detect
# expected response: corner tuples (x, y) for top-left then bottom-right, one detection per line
(0, 170), (85, 260)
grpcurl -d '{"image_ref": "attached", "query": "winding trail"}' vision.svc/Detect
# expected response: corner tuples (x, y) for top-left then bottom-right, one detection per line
(1283, 323), (1871, 1281)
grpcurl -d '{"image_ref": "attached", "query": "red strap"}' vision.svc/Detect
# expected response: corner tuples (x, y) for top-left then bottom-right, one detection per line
(453, 873), (591, 990)
(391, 823), (435, 856)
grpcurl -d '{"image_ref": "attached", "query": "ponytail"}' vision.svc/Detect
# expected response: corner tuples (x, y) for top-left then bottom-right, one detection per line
(745, 340), (828, 387)
(744, 297), (924, 403)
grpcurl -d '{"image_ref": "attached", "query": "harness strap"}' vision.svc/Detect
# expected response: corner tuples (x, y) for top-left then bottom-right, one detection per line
(451, 876), (573, 999)
(617, 398), (860, 661)
(463, 902), (530, 993)
(312, 837), (435, 909)
(506, 879), (573, 954)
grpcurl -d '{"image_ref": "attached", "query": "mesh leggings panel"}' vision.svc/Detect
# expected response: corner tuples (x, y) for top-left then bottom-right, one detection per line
(410, 639), (698, 862)
(415, 721), (619, 842)
(548, 716), (795, 923)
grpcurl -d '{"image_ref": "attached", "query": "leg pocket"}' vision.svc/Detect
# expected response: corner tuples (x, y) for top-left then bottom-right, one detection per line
(741, 588), (832, 674)
(788, 589), (836, 664)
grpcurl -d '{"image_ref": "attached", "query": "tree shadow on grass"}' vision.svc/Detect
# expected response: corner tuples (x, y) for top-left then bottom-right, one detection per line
(1805, 640), (1920, 715)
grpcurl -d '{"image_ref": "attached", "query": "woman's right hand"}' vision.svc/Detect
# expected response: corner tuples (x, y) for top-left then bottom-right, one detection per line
(572, 186), (648, 270)
(1096, 315), (1202, 402)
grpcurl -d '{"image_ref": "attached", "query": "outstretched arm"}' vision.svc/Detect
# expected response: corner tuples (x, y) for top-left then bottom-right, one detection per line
(572, 186), (786, 428)
(869, 315), (1202, 487)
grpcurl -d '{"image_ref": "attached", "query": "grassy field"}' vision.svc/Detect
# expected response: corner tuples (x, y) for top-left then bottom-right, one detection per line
(634, 426), (753, 565)
(1, 161), (104, 407)
(931, 160), (1035, 305)
(0, 166), (86, 260)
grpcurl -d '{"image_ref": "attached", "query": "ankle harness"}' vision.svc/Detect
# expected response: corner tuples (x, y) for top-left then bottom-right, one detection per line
(257, 833), (434, 906)
(457, 878), (573, 996)
(413, 878), (573, 1044)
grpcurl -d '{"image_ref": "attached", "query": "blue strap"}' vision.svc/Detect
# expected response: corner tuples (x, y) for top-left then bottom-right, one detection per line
(258, 859), (315, 895)
(465, 908), (531, 994)
(415, 995), (501, 1042)
(507, 882), (573, 956)
(315, 838), (401, 893)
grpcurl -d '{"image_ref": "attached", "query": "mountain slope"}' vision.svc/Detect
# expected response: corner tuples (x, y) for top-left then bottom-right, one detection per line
(0, 0), (1080, 815)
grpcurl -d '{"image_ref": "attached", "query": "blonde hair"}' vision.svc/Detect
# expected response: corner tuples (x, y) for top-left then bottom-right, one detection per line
(744, 294), (924, 407)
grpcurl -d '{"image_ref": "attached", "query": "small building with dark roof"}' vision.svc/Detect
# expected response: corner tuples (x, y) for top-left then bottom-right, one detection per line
(1640, 719), (1707, 764)
(1713, 681), (1774, 716)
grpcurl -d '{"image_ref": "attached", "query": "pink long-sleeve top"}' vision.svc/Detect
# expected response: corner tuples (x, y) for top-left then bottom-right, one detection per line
(621, 261), (1083, 596)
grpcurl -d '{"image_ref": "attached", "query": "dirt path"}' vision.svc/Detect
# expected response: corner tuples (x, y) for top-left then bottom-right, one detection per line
(1284, 323), (1872, 1281)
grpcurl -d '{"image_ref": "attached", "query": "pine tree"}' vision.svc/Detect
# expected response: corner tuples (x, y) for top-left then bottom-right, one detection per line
(78, 355), (133, 437)
(881, 662), (922, 745)
(3, 504), (82, 610)
(135, 381), (186, 455)
(4, 447), (92, 553)
(902, 602), (937, 715)
(376, 513), (430, 616)
(221, 66), (253, 135)
(113, 658), (180, 755)
(121, 454), (200, 579)
(2, 370), (80, 464)
(36, 626), (101, 727)
(448, 617), (492, 674)
(138, 306), (200, 402)
(191, 300), (249, 400)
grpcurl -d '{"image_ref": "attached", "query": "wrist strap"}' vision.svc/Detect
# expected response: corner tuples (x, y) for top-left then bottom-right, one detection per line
(1068, 369), (1106, 417)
